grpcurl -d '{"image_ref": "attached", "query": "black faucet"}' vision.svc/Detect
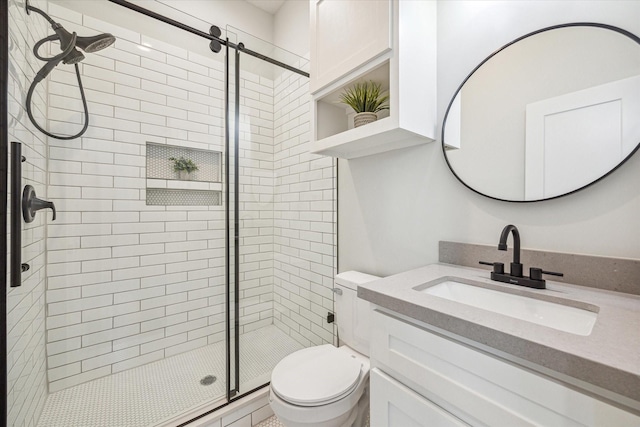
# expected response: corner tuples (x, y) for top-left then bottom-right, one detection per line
(498, 224), (523, 277)
(480, 224), (563, 289)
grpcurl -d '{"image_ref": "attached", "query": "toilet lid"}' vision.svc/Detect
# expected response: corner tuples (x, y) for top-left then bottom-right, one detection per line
(271, 345), (363, 407)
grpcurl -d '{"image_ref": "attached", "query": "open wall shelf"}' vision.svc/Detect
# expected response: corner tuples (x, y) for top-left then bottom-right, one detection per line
(315, 61), (391, 141)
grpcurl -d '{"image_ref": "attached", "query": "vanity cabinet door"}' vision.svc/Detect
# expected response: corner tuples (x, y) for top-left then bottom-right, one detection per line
(370, 368), (469, 427)
(309, 0), (392, 93)
(370, 309), (640, 427)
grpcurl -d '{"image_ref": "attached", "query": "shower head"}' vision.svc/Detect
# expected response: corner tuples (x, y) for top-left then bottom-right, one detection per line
(62, 48), (85, 65)
(76, 34), (116, 53)
(53, 24), (116, 55)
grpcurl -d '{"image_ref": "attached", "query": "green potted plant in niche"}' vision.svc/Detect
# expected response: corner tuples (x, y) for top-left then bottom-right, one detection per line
(339, 80), (389, 128)
(169, 156), (198, 180)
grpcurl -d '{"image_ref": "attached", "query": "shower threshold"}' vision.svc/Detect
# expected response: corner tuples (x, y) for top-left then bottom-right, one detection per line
(37, 325), (303, 427)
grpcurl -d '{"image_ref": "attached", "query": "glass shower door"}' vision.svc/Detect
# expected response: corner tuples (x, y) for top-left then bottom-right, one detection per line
(226, 27), (337, 398)
(6, 1), (233, 425)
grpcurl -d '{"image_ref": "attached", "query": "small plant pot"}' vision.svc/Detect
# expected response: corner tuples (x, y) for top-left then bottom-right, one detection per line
(178, 170), (192, 181)
(353, 112), (378, 128)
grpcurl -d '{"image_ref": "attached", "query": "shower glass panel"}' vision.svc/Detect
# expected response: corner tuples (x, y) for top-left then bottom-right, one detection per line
(7, 1), (230, 425)
(227, 27), (337, 397)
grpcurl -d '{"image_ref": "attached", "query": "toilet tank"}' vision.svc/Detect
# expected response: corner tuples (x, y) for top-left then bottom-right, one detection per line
(334, 271), (381, 356)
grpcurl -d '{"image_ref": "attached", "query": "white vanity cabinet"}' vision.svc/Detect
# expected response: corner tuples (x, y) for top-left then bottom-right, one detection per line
(370, 309), (640, 427)
(309, 0), (437, 159)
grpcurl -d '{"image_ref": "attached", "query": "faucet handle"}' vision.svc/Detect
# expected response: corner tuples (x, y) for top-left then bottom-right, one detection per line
(530, 267), (563, 281)
(479, 261), (504, 274)
(22, 185), (57, 223)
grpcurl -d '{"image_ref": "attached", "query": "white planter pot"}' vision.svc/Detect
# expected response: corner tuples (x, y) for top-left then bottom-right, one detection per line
(353, 112), (378, 128)
(178, 170), (192, 180)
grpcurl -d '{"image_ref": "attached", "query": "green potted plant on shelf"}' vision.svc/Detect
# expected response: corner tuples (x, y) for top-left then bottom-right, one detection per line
(169, 156), (198, 180)
(339, 80), (389, 128)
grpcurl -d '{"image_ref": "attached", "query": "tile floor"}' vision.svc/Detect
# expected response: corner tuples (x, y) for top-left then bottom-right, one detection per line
(256, 413), (370, 427)
(255, 415), (284, 427)
(37, 325), (302, 427)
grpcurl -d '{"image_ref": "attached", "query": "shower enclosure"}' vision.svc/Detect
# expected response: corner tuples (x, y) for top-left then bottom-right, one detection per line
(2, 0), (337, 425)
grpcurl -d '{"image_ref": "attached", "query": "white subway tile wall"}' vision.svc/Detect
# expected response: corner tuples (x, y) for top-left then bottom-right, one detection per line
(272, 69), (337, 347)
(44, 5), (336, 396)
(7, 0), (51, 425)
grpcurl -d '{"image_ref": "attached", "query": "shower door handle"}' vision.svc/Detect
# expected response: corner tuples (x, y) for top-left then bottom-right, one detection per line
(22, 185), (57, 223)
(11, 142), (25, 287)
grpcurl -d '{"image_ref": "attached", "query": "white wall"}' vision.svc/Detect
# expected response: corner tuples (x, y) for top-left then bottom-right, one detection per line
(339, 0), (640, 277)
(274, 0), (310, 57)
(272, 69), (336, 347)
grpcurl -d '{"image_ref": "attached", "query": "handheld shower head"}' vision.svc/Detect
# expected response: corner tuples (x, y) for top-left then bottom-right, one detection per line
(49, 24), (86, 64)
(76, 34), (116, 53)
(54, 22), (116, 54)
(62, 48), (85, 65)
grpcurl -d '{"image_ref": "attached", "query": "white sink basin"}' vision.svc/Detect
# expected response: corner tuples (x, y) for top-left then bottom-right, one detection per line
(420, 280), (597, 336)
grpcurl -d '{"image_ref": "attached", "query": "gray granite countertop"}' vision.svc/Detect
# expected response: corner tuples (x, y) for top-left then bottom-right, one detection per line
(358, 263), (640, 405)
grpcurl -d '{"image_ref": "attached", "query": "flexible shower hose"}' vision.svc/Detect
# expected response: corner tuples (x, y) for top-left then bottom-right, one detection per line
(26, 62), (89, 140)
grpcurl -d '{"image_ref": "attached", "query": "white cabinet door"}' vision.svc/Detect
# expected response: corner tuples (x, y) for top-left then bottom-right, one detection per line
(310, 0), (392, 93)
(370, 368), (469, 427)
(371, 309), (640, 427)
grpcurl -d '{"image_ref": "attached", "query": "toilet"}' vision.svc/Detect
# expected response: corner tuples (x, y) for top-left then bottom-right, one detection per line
(269, 271), (380, 427)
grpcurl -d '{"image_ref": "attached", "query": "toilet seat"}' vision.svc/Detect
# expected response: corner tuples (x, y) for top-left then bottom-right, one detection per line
(271, 344), (363, 407)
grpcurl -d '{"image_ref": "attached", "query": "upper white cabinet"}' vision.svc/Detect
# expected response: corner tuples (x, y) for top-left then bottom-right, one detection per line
(310, 0), (392, 93)
(309, 0), (437, 159)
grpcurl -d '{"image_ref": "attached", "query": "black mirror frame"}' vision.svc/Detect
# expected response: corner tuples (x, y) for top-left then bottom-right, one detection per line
(441, 22), (640, 203)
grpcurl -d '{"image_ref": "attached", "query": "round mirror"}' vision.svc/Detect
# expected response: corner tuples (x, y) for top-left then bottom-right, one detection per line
(442, 23), (640, 202)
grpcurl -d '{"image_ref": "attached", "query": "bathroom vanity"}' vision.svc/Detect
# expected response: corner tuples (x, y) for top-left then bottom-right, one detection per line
(359, 264), (640, 426)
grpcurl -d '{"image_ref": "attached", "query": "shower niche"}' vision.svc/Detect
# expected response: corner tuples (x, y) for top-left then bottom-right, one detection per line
(145, 142), (222, 206)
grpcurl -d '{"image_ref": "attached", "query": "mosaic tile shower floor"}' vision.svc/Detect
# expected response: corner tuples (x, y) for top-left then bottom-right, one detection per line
(37, 325), (302, 427)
